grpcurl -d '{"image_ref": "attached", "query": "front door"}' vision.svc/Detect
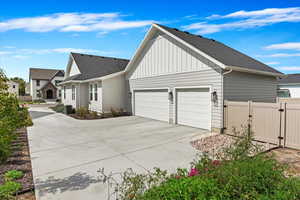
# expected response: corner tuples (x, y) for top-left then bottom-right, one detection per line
(46, 89), (53, 99)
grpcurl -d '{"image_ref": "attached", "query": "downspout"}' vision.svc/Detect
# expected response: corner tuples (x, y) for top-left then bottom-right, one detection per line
(221, 68), (233, 133)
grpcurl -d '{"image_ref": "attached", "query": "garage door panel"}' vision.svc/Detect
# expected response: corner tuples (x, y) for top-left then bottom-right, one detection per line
(176, 88), (211, 130)
(134, 90), (169, 122)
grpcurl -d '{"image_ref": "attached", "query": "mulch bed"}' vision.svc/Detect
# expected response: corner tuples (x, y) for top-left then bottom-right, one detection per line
(69, 113), (130, 120)
(0, 127), (35, 199)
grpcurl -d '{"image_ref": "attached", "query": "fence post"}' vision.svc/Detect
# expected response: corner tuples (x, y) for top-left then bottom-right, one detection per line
(223, 100), (228, 134)
(283, 102), (287, 148)
(278, 102), (283, 147)
(247, 101), (252, 137)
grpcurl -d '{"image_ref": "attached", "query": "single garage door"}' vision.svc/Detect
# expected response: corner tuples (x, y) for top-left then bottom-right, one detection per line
(134, 89), (169, 122)
(176, 88), (211, 130)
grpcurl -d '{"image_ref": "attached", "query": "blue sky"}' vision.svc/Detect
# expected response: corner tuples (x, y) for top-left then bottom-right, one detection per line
(1, 0), (300, 80)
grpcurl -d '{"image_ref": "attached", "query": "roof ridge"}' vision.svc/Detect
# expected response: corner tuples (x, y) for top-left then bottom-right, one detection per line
(71, 52), (129, 61)
(29, 67), (64, 71)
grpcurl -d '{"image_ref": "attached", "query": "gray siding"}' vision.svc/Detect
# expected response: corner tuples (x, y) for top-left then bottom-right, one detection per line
(224, 71), (277, 103)
(128, 69), (223, 129)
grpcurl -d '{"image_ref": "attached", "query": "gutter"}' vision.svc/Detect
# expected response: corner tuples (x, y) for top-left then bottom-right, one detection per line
(226, 66), (285, 77)
(58, 71), (125, 86)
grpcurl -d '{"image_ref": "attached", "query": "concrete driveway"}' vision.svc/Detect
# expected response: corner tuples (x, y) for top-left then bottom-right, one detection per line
(28, 105), (207, 200)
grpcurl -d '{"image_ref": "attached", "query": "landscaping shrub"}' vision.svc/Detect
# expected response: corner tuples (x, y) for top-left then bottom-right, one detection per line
(0, 69), (32, 163)
(50, 104), (65, 113)
(32, 99), (46, 104)
(76, 107), (89, 118)
(4, 170), (24, 182)
(0, 181), (22, 200)
(99, 126), (300, 200)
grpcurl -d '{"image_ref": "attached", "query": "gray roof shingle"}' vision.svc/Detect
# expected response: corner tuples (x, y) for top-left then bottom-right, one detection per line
(29, 68), (64, 80)
(278, 74), (300, 84)
(65, 53), (129, 81)
(156, 24), (282, 75)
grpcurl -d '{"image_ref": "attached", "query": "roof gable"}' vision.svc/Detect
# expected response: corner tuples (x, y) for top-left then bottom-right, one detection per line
(29, 68), (65, 80)
(64, 53), (129, 81)
(125, 24), (283, 77)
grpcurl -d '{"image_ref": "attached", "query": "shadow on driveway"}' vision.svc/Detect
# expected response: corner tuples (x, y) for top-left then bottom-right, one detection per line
(30, 111), (54, 119)
(35, 172), (101, 197)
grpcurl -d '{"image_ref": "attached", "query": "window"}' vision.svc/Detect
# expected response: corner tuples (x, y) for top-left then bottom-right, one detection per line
(89, 84), (93, 101)
(72, 85), (75, 100)
(63, 86), (66, 99)
(277, 89), (291, 98)
(94, 84), (98, 101)
(36, 80), (40, 86)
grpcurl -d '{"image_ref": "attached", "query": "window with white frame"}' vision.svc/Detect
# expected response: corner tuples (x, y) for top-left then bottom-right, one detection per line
(72, 85), (75, 100)
(63, 86), (66, 99)
(89, 84), (93, 101)
(94, 83), (98, 101)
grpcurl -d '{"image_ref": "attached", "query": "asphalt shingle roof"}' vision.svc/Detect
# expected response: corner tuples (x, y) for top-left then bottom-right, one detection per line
(29, 68), (64, 80)
(156, 24), (282, 74)
(65, 53), (129, 81)
(278, 74), (300, 84)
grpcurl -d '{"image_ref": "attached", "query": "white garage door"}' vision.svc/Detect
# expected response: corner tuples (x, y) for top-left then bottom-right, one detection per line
(176, 88), (211, 130)
(134, 89), (169, 122)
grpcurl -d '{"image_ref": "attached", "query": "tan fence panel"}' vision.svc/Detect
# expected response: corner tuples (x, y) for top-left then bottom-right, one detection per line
(251, 102), (280, 145)
(224, 101), (250, 134)
(284, 104), (300, 149)
(278, 98), (300, 104)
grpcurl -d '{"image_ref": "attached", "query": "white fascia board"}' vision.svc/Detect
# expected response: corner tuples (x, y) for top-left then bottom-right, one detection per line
(124, 26), (156, 73)
(58, 80), (81, 86)
(225, 66), (285, 77)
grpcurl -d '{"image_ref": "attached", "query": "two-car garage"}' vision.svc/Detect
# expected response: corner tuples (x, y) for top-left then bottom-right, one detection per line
(133, 87), (211, 130)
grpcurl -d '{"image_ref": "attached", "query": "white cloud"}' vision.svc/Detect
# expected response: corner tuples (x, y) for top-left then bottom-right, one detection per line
(277, 66), (300, 71)
(0, 51), (12, 55)
(257, 53), (300, 58)
(12, 55), (29, 59)
(184, 7), (300, 34)
(265, 42), (300, 50)
(265, 61), (280, 65)
(0, 12), (154, 33)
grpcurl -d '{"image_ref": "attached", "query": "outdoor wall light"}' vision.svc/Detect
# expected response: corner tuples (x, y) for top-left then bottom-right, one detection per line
(168, 91), (173, 101)
(211, 91), (218, 103)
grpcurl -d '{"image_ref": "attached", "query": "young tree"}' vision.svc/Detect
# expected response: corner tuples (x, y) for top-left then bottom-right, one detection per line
(10, 77), (26, 96)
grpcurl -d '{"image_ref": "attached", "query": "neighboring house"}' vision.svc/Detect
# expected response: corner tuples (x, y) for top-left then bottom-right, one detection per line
(60, 53), (129, 112)
(7, 80), (19, 96)
(124, 24), (283, 132)
(278, 74), (300, 98)
(29, 68), (65, 100)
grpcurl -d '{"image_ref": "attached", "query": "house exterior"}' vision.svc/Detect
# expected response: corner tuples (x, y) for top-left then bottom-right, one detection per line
(7, 80), (19, 96)
(59, 53), (129, 113)
(278, 74), (300, 98)
(124, 24), (283, 133)
(29, 68), (65, 100)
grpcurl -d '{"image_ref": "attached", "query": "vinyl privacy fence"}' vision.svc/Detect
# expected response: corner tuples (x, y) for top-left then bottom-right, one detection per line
(223, 100), (300, 149)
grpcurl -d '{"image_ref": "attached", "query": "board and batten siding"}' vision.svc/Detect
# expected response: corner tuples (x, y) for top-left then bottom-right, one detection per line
(223, 71), (277, 103)
(126, 31), (223, 130)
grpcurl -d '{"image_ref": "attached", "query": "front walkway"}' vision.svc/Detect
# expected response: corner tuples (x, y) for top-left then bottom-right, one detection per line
(27, 106), (207, 200)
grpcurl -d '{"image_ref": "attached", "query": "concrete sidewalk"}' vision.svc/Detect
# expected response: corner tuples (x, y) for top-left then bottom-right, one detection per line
(27, 106), (207, 200)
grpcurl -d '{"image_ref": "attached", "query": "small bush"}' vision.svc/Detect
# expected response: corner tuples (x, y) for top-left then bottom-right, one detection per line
(91, 111), (98, 118)
(32, 99), (46, 104)
(76, 107), (89, 117)
(4, 170), (24, 181)
(99, 126), (300, 200)
(0, 181), (22, 200)
(50, 104), (64, 113)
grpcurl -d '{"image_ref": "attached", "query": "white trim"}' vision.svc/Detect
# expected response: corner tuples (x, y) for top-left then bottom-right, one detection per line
(173, 85), (212, 130)
(132, 87), (169, 116)
(124, 24), (225, 76)
(225, 66), (284, 77)
(278, 83), (300, 86)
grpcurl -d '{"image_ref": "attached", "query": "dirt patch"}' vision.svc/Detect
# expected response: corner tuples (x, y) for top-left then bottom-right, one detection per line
(269, 148), (300, 177)
(69, 113), (103, 120)
(0, 128), (35, 199)
(17, 191), (35, 200)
